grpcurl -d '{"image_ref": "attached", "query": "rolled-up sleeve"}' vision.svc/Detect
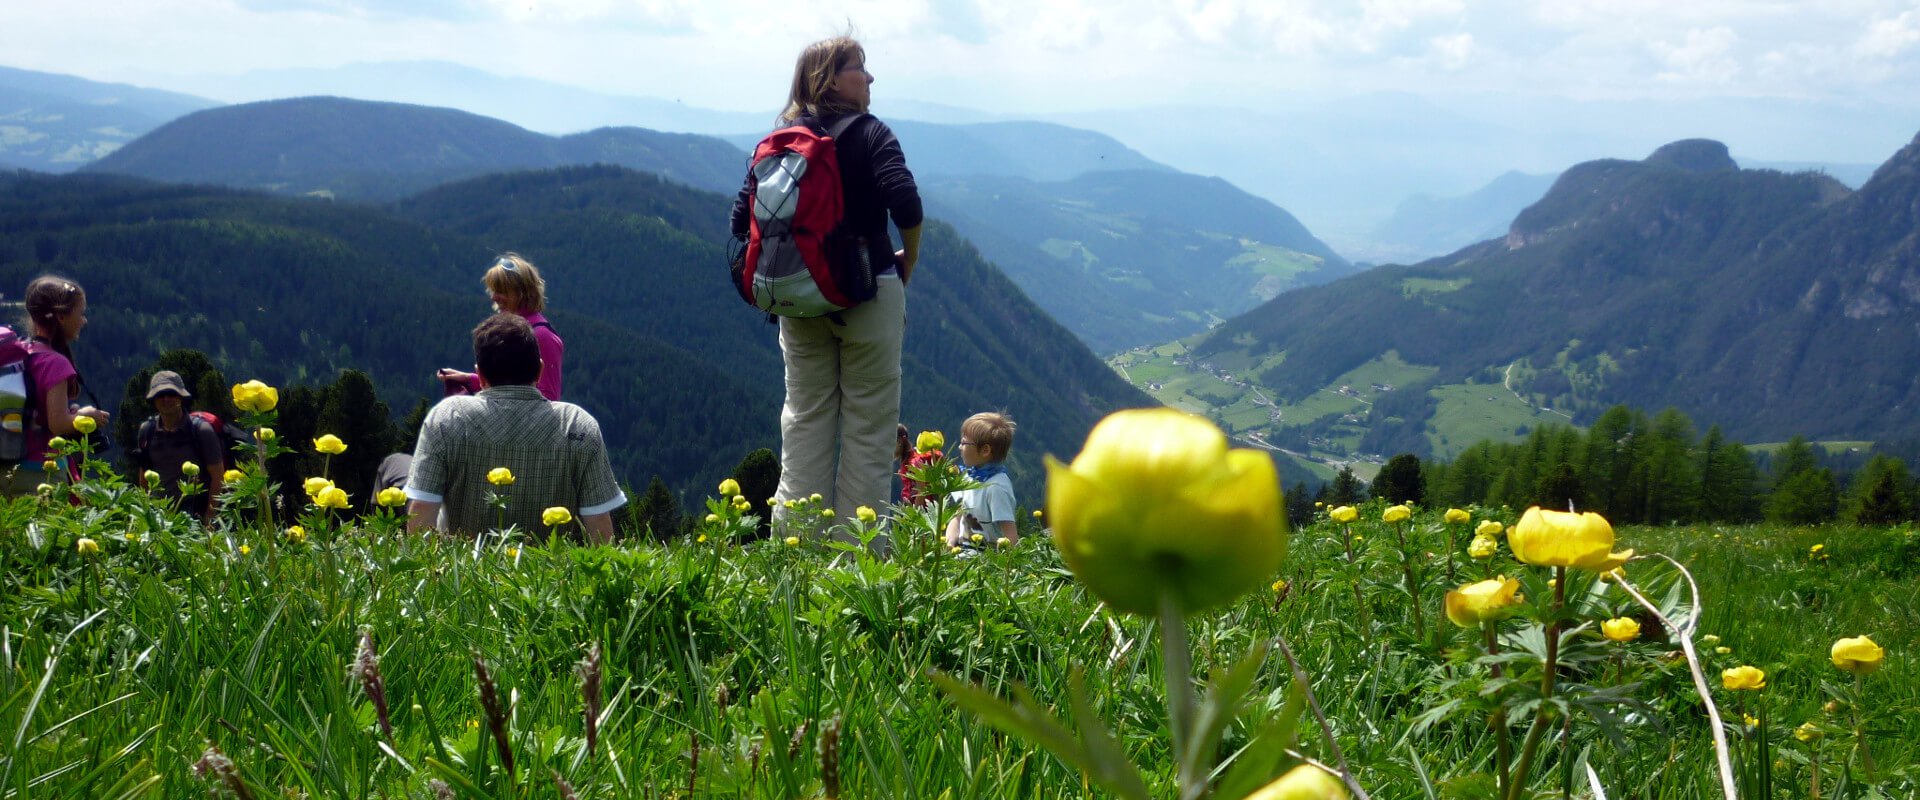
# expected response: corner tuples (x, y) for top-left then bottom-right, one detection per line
(405, 408), (449, 503)
(571, 413), (627, 515)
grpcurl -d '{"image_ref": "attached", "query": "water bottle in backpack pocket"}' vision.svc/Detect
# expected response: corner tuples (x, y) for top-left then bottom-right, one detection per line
(0, 327), (37, 465)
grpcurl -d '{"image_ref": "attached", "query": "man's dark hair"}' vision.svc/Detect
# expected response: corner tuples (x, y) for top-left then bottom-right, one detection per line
(473, 313), (541, 386)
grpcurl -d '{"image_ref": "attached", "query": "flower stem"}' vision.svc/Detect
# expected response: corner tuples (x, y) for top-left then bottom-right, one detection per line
(1394, 522), (1427, 642)
(1485, 624), (1511, 799)
(1853, 674), (1874, 776)
(1504, 566), (1565, 800)
(1158, 591), (1198, 793)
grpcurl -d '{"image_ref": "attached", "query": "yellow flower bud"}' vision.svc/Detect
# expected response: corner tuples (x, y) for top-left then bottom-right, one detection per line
(1032, 509), (1043, 518)
(72, 415), (97, 434)
(42, 460), (58, 473)
(47, 437), (70, 449)
(1045, 408), (1287, 616)
(231, 380), (279, 413)
(76, 537), (99, 556)
(143, 469), (161, 487)
(181, 461), (201, 478)
(223, 469), (244, 484)
(286, 525), (306, 544)
(1467, 535), (1499, 559)
(1329, 505), (1357, 523)
(238, 544), (251, 555)
(304, 477), (332, 497)
(312, 434), (347, 455)
(697, 534), (708, 543)
(1601, 617), (1641, 642)
(856, 506), (878, 524)
(1794, 721), (1823, 742)
(1722, 665), (1767, 691)
(971, 533), (985, 543)
(718, 478), (741, 498)
(997, 538), (1013, 547)
(820, 508), (834, 519)
(1382, 504), (1411, 523)
(505, 546), (518, 559)
(809, 493), (823, 504)
(1715, 646), (1732, 655)
(542, 506), (573, 527)
(784, 536), (800, 547)
(256, 427), (276, 441)
(1830, 635), (1884, 675)
(1508, 506), (1631, 571)
(1443, 577), (1525, 628)
(487, 467), (515, 486)
(916, 430), (945, 454)
(705, 513), (720, 523)
(1476, 520), (1504, 537)
(1243, 764), (1348, 800)
(376, 487), (407, 507)
(315, 486), (350, 510)
(1444, 507), (1470, 524)
(1702, 634), (1721, 644)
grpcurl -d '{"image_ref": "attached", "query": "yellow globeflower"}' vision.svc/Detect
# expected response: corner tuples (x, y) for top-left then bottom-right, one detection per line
(1722, 665), (1767, 691)
(42, 459), (58, 473)
(1033, 509), (1044, 518)
(542, 507), (573, 527)
(1830, 635), (1885, 675)
(76, 537), (100, 556)
(1244, 763), (1348, 800)
(181, 461), (201, 478)
(1601, 617), (1641, 642)
(856, 506), (878, 524)
(916, 430), (945, 454)
(809, 492), (823, 503)
(784, 536), (800, 547)
(223, 469), (245, 484)
(231, 380), (279, 413)
(315, 486), (350, 510)
(1443, 577), (1525, 628)
(72, 415), (97, 434)
(47, 436), (69, 450)
(304, 477), (333, 497)
(376, 487), (407, 507)
(143, 470), (161, 487)
(313, 434), (347, 455)
(487, 467), (515, 486)
(256, 427), (276, 441)
(1382, 504), (1411, 523)
(286, 525), (307, 544)
(1508, 506), (1632, 571)
(1476, 520), (1504, 537)
(718, 478), (741, 498)
(1329, 505), (1358, 523)
(1045, 408), (1287, 616)
(1794, 722), (1823, 742)
(704, 513), (719, 523)
(1467, 535), (1499, 559)
(1444, 507), (1470, 524)
(820, 508), (834, 519)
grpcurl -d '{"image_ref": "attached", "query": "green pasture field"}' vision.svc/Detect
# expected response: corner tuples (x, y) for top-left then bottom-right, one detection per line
(6, 478), (1912, 798)
(1425, 382), (1564, 458)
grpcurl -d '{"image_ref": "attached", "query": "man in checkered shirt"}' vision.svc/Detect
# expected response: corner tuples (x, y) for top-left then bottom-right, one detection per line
(405, 313), (627, 540)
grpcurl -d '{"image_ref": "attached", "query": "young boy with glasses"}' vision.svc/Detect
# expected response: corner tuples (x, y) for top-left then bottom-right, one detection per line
(944, 411), (1018, 550)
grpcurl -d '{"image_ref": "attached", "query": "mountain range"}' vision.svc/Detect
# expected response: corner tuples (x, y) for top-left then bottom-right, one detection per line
(82, 95), (1349, 354)
(1119, 133), (1920, 472)
(0, 65), (217, 172)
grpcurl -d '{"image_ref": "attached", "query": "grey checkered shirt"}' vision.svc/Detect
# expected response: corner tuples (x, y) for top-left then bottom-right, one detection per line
(405, 385), (627, 534)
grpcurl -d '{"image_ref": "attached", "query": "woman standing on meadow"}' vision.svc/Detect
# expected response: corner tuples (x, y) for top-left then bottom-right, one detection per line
(3, 275), (109, 494)
(732, 34), (922, 528)
(436, 253), (565, 401)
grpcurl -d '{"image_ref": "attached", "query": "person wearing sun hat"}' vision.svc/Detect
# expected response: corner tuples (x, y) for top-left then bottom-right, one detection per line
(130, 370), (224, 519)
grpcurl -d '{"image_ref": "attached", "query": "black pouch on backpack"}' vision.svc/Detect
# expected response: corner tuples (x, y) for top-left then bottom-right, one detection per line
(828, 231), (878, 306)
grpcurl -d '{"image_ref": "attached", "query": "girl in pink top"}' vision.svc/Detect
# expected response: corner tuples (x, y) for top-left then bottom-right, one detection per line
(436, 253), (564, 401)
(6, 276), (110, 492)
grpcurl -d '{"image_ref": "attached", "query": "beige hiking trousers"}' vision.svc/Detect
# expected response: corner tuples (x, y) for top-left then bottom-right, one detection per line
(773, 274), (905, 530)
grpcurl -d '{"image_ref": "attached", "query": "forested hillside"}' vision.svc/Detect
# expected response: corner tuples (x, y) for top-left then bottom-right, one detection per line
(1124, 134), (1920, 463)
(0, 166), (1152, 501)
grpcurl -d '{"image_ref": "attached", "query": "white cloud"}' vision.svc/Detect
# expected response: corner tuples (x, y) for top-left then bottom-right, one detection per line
(1857, 9), (1920, 58)
(1652, 26), (1741, 84)
(1430, 32), (1474, 70)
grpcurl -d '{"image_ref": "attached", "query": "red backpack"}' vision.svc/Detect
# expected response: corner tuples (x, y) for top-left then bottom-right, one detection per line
(732, 115), (877, 318)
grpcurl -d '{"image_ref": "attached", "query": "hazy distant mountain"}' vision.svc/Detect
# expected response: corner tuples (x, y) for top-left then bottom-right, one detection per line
(926, 170), (1353, 353)
(722, 119), (1171, 182)
(1119, 133), (1920, 466)
(84, 97), (744, 199)
(173, 60), (769, 135)
(1365, 171), (1559, 264)
(0, 65), (218, 172)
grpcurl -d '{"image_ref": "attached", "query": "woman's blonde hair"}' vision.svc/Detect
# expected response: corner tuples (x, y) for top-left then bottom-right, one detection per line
(483, 253), (546, 314)
(778, 35), (867, 125)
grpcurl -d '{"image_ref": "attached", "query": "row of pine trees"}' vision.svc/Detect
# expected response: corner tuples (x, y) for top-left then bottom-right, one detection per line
(1286, 405), (1918, 528)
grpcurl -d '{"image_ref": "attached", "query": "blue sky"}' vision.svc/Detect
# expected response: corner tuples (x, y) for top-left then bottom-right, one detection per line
(11, 0), (1918, 115)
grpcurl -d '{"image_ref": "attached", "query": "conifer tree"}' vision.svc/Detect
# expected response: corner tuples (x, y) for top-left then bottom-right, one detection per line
(1535, 462), (1583, 512)
(1697, 426), (1760, 523)
(314, 370), (395, 513)
(1769, 468), (1839, 525)
(731, 448), (780, 539)
(1371, 453), (1425, 505)
(633, 475), (683, 541)
(1327, 466), (1364, 505)
(1286, 481), (1313, 530)
(1848, 454), (1913, 526)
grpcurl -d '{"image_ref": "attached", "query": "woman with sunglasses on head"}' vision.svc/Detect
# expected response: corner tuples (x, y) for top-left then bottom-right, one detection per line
(436, 253), (564, 401)
(731, 34), (922, 531)
(4, 275), (110, 494)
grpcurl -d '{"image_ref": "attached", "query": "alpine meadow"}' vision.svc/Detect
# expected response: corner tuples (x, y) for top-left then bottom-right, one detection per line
(4, 11), (1920, 798)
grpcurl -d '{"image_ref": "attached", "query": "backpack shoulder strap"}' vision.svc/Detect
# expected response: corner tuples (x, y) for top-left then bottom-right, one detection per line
(825, 113), (865, 140)
(135, 416), (157, 456)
